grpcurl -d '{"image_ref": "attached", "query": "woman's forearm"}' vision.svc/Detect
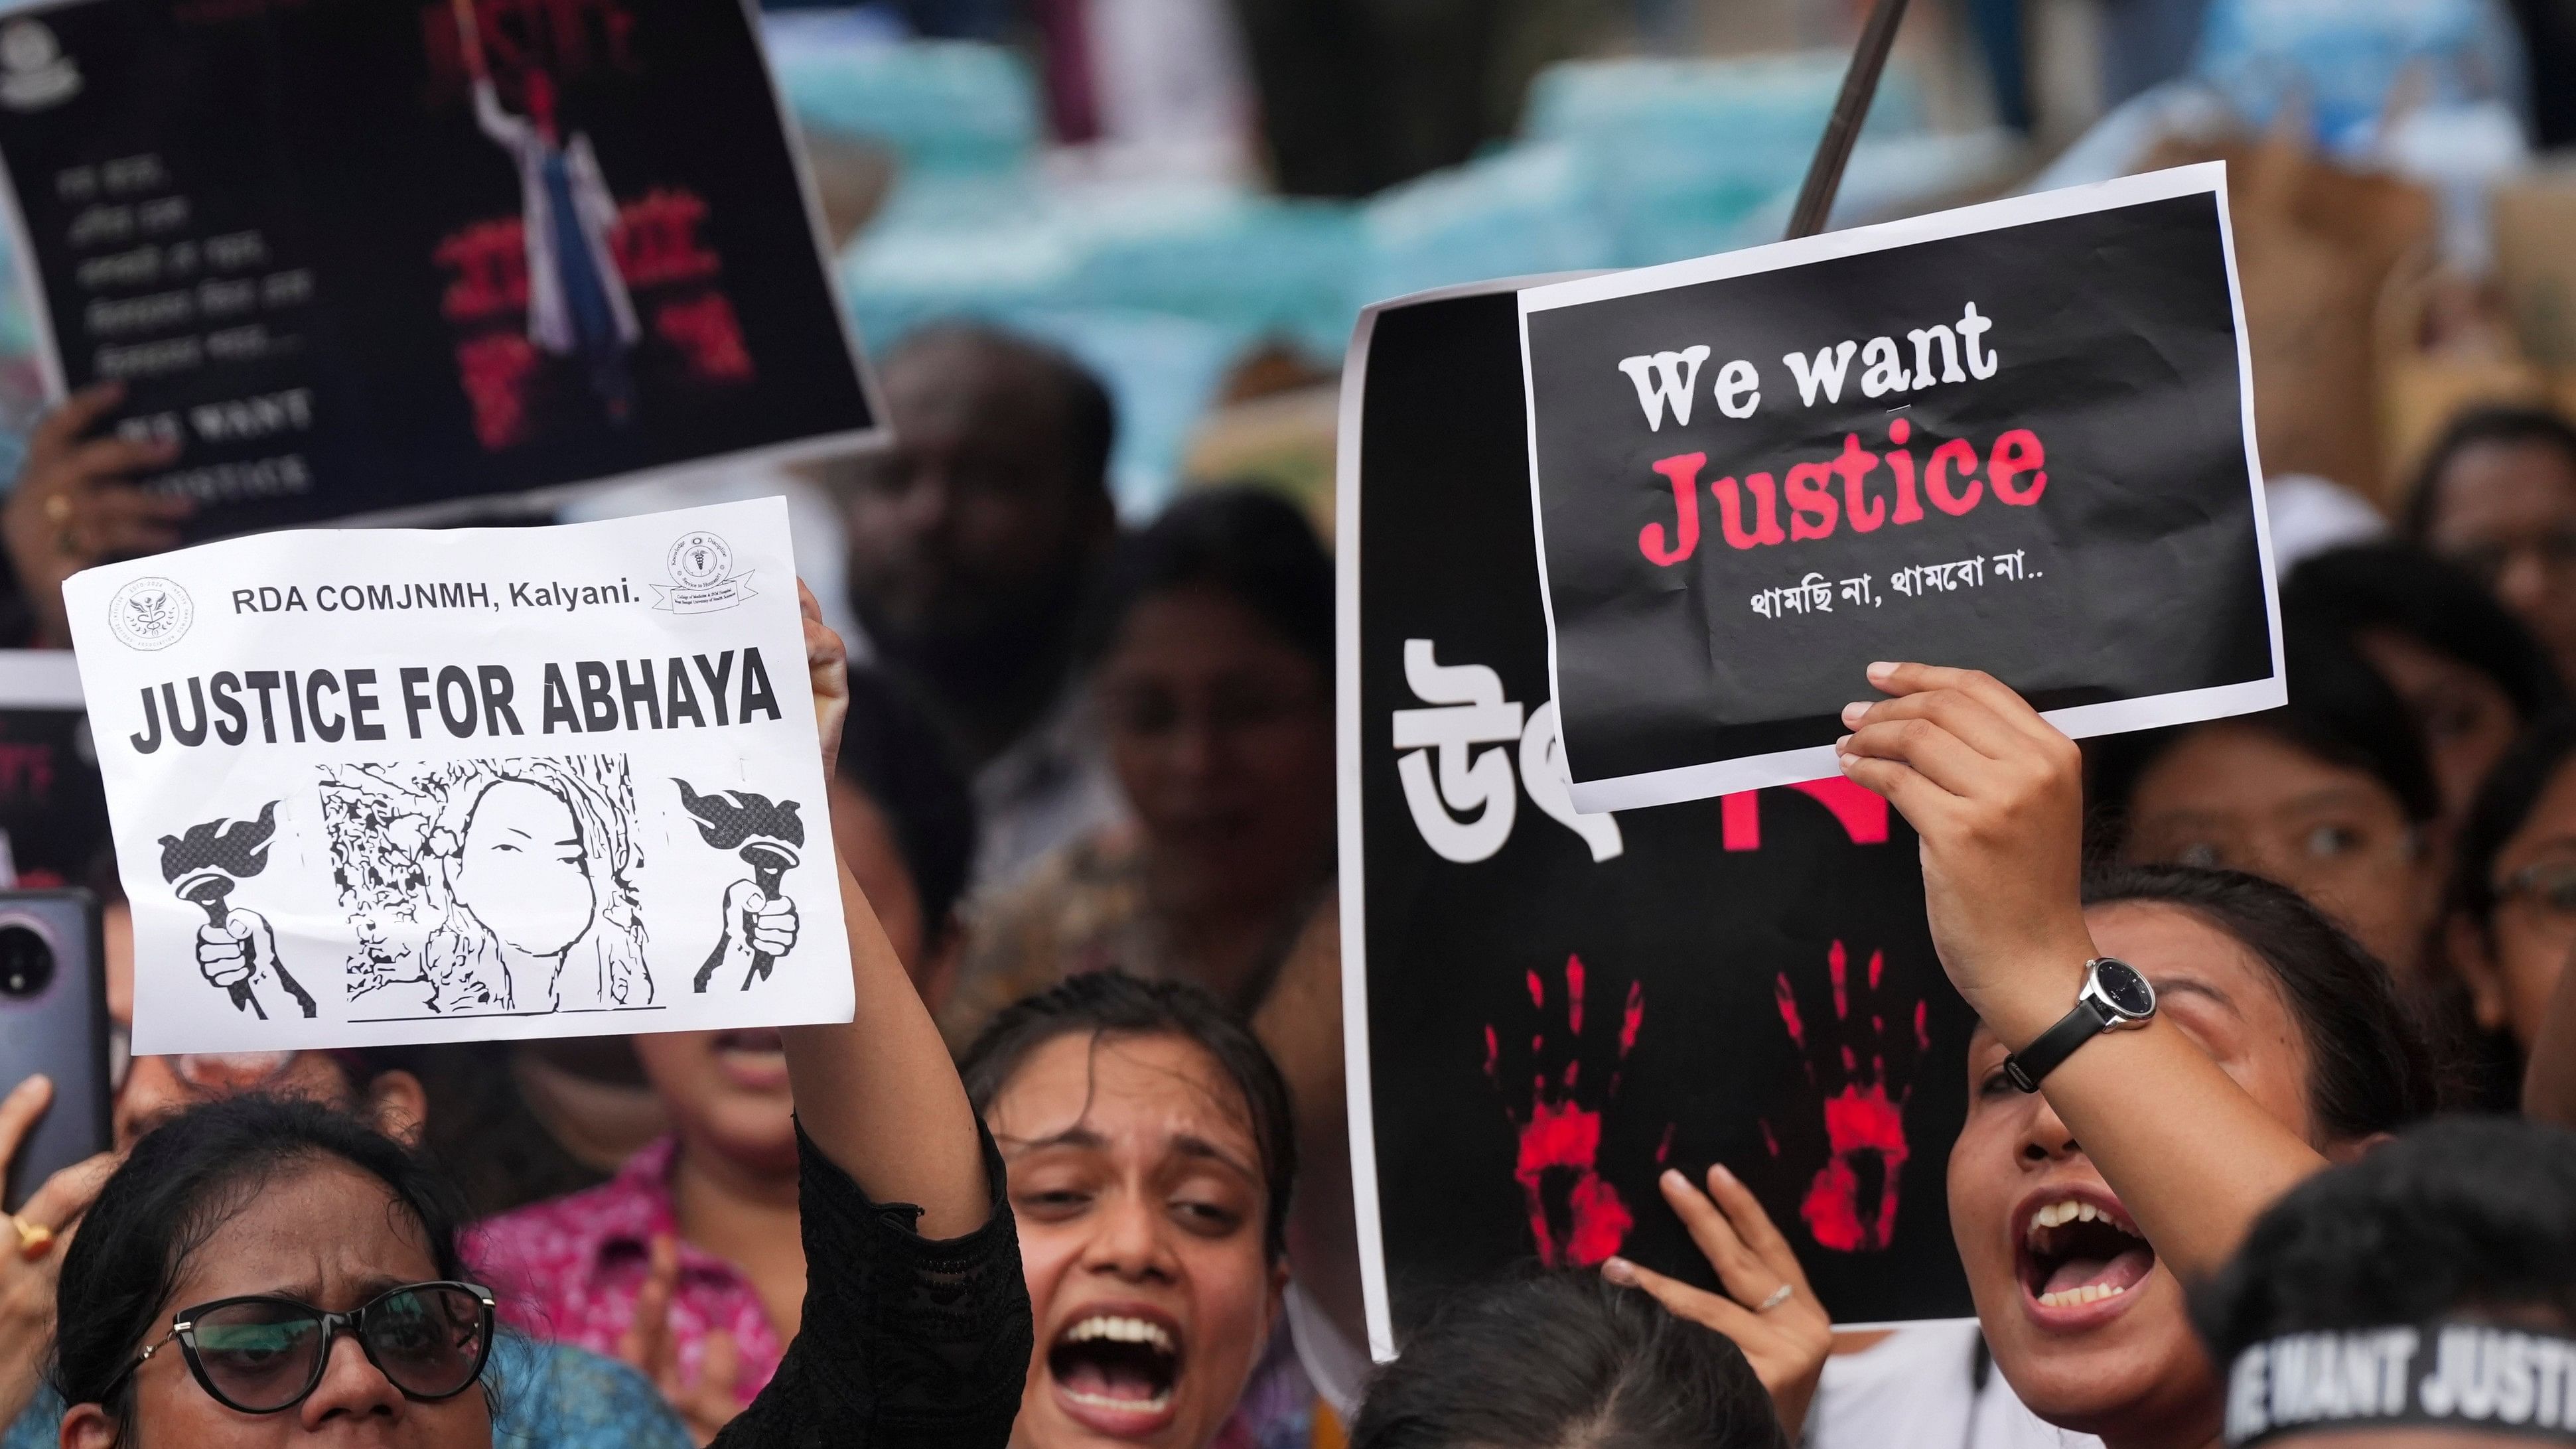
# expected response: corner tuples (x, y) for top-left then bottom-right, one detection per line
(1835, 664), (2335, 1284)
(779, 841), (990, 1239)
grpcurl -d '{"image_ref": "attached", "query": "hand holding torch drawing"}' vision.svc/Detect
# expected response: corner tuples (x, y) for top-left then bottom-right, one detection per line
(158, 802), (315, 1020)
(676, 781), (805, 993)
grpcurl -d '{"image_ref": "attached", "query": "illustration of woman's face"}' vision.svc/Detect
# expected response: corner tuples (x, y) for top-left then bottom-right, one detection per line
(455, 779), (597, 957)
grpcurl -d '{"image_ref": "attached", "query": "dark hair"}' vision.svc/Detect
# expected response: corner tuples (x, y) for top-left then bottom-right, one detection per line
(2403, 405), (2576, 540)
(889, 322), (1117, 498)
(1351, 1268), (1787, 1449)
(2286, 542), (2567, 720)
(2087, 616), (2441, 855)
(2196, 1116), (2576, 1361)
(52, 1094), (473, 1425)
(839, 665), (977, 941)
(2082, 864), (2438, 1140)
(960, 972), (1297, 1261)
(2451, 709), (2576, 932)
(1086, 488), (1332, 671)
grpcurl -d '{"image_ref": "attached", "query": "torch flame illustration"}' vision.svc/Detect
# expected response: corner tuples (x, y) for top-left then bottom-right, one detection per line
(676, 780), (804, 991)
(159, 802), (287, 1018)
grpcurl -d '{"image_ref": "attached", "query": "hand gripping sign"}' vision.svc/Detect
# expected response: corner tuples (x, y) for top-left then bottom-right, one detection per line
(65, 497), (852, 1053)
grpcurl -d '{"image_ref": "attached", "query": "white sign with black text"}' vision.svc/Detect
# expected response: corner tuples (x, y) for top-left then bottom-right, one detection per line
(65, 497), (852, 1052)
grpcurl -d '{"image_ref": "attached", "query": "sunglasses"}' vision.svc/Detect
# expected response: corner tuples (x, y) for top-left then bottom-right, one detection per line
(113, 1280), (494, 1414)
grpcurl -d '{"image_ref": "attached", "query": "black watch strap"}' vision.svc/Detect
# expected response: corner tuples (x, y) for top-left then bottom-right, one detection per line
(2003, 998), (2115, 1093)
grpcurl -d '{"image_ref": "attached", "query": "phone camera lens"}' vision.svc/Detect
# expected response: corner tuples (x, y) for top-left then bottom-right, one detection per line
(0, 926), (55, 999)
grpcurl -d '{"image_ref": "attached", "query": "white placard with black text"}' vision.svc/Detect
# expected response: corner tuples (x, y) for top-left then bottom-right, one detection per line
(65, 497), (851, 1052)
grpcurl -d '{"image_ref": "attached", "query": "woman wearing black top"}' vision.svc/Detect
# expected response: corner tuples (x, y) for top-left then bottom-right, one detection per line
(43, 585), (1034, 1448)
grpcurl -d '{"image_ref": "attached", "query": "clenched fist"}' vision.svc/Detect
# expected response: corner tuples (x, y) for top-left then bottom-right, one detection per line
(196, 906), (279, 993)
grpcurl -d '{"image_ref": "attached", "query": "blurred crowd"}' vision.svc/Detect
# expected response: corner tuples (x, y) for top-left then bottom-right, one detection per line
(9, 1), (2576, 1448)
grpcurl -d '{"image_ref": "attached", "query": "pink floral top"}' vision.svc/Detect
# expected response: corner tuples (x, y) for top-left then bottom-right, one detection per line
(466, 1136), (784, 1407)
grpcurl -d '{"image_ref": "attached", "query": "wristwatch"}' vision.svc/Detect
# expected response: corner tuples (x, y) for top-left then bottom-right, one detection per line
(2001, 957), (2157, 1093)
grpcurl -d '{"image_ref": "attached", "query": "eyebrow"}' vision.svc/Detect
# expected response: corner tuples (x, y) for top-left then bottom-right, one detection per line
(184, 1273), (410, 1311)
(1170, 1133), (1259, 1182)
(2269, 787), (2390, 814)
(999, 1127), (1106, 1156)
(997, 1127), (1259, 1182)
(2145, 785), (2386, 824)
(2154, 977), (2238, 1016)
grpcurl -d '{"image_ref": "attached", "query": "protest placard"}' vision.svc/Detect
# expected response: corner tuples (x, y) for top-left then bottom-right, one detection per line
(0, 0), (877, 539)
(62, 497), (851, 1052)
(1341, 279), (1973, 1357)
(0, 655), (114, 888)
(1520, 163), (2285, 812)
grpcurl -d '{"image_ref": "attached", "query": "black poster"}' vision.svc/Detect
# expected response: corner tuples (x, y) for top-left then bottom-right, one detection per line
(0, 0), (877, 537)
(0, 709), (106, 886)
(0, 661), (107, 887)
(1518, 165), (2281, 813)
(1341, 279), (1976, 1355)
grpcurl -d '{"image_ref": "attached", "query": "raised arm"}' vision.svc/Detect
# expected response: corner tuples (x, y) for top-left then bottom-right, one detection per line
(1836, 663), (2326, 1280)
(451, 0), (487, 80)
(780, 581), (989, 1238)
(451, 0), (526, 149)
(469, 76), (524, 149)
(703, 585), (1026, 1446)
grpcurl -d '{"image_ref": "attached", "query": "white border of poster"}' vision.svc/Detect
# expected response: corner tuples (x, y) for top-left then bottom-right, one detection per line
(1336, 273), (1602, 1363)
(0, 0), (888, 536)
(0, 650), (82, 709)
(1515, 163), (2286, 813)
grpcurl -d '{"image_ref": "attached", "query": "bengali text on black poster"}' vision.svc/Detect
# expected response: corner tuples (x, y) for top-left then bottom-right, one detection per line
(1518, 164), (2282, 813)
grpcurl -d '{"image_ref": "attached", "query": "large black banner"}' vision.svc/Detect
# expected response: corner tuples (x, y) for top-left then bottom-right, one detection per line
(0, 0), (876, 537)
(1518, 165), (2281, 813)
(1341, 280), (1975, 1355)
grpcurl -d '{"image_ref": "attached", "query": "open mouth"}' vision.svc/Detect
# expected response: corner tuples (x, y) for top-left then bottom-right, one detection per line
(1048, 1310), (1184, 1432)
(2019, 1194), (2154, 1314)
(711, 1029), (787, 1088)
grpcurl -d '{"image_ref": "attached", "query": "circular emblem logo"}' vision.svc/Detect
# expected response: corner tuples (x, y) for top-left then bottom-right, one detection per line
(107, 577), (192, 652)
(0, 19), (78, 112)
(668, 531), (733, 590)
(1, 21), (59, 72)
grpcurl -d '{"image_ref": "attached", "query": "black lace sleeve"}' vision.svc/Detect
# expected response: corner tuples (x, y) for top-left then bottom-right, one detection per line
(709, 1121), (1031, 1449)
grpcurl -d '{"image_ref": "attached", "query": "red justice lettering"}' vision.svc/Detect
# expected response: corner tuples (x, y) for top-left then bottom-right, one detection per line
(1634, 419), (2048, 566)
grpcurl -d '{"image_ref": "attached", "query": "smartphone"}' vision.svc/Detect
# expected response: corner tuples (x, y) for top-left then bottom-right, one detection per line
(0, 889), (107, 1211)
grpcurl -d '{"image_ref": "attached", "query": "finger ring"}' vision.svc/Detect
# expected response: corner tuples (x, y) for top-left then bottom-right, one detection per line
(11, 1215), (52, 1259)
(1755, 1283), (1794, 1314)
(40, 493), (69, 524)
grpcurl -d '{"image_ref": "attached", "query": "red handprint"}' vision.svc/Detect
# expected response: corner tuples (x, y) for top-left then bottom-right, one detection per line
(1764, 940), (1928, 1253)
(1484, 954), (1660, 1267)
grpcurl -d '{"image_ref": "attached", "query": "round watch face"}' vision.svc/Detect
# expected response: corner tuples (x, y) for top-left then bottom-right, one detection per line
(2092, 958), (2156, 1018)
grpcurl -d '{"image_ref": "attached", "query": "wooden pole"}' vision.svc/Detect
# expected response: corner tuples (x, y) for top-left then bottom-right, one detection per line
(1785, 0), (1913, 240)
